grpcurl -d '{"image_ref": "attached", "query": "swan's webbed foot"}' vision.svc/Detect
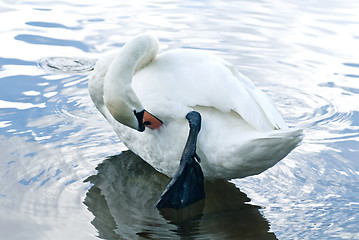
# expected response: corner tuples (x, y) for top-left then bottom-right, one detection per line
(156, 111), (205, 210)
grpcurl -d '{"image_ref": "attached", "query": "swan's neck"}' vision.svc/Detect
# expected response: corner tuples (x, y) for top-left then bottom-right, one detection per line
(103, 34), (159, 122)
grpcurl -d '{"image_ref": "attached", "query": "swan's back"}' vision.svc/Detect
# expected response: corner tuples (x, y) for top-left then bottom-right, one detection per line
(132, 49), (287, 132)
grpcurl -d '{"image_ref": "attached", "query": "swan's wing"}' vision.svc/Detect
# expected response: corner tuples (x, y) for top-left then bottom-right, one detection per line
(221, 59), (288, 131)
(133, 50), (287, 131)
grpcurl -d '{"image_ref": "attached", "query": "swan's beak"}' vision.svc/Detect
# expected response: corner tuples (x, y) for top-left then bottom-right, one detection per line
(134, 109), (163, 132)
(143, 110), (163, 130)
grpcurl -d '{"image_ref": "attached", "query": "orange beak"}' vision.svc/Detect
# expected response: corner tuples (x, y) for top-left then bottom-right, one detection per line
(143, 110), (163, 130)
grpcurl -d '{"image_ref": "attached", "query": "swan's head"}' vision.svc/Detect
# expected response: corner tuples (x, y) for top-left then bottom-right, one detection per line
(104, 93), (163, 132)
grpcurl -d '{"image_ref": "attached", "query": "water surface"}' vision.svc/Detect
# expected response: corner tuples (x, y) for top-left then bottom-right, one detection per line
(0, 0), (358, 239)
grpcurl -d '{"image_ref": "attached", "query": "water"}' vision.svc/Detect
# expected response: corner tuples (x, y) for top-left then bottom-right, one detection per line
(0, 0), (358, 239)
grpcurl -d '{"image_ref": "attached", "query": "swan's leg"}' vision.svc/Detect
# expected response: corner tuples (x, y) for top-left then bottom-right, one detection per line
(156, 111), (205, 210)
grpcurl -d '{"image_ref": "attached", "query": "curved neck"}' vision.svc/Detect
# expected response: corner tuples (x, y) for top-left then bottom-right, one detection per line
(104, 34), (159, 112)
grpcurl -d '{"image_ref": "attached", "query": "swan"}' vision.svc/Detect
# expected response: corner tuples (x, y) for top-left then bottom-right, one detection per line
(88, 33), (303, 208)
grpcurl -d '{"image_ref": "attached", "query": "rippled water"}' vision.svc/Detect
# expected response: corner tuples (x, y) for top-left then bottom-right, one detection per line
(1, 0), (358, 239)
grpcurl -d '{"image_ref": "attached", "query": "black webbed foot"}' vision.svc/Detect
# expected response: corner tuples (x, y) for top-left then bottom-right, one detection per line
(156, 111), (205, 210)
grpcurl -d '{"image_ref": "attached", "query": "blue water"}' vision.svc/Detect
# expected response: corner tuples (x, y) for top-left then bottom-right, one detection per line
(1, 0), (359, 239)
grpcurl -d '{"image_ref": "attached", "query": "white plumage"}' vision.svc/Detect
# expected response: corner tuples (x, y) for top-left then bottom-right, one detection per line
(89, 33), (303, 179)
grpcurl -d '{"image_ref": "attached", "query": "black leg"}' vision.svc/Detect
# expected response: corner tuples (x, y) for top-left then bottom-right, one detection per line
(156, 111), (205, 210)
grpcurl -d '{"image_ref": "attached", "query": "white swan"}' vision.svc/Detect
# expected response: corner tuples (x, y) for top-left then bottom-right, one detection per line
(89, 33), (303, 180)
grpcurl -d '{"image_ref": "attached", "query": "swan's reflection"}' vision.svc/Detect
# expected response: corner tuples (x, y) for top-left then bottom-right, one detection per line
(84, 151), (277, 240)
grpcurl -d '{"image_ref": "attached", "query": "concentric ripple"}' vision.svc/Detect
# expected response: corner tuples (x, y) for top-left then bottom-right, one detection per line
(38, 57), (96, 74)
(270, 85), (357, 143)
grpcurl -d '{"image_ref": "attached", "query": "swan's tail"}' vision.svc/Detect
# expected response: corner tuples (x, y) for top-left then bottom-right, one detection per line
(223, 128), (303, 179)
(267, 128), (303, 145)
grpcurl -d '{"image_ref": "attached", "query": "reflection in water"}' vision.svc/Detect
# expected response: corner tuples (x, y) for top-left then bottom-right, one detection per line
(84, 151), (277, 240)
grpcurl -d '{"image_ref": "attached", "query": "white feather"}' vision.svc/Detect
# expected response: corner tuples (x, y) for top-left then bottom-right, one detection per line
(89, 33), (303, 179)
